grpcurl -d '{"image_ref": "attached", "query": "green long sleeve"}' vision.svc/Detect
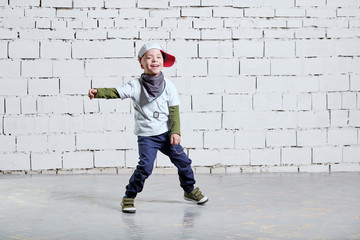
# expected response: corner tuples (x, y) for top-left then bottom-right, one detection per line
(169, 105), (181, 136)
(94, 88), (120, 99)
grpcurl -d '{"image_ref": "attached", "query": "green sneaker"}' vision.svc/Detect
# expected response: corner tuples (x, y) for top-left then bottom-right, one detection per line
(184, 187), (208, 204)
(121, 197), (136, 213)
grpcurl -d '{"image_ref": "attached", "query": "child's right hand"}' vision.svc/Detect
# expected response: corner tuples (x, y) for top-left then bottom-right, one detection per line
(88, 89), (98, 100)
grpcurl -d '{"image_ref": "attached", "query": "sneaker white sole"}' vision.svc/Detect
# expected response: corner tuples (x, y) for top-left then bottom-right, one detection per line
(122, 207), (136, 213)
(184, 196), (208, 205)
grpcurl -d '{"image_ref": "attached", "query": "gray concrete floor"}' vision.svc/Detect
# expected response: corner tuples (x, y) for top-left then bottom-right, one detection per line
(0, 172), (359, 240)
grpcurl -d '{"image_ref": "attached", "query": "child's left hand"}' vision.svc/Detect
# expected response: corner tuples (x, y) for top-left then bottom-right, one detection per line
(170, 134), (181, 145)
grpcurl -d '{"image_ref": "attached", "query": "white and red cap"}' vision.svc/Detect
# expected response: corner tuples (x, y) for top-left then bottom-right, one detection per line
(138, 42), (176, 67)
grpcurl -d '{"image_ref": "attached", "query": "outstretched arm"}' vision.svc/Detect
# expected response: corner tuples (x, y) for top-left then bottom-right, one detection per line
(88, 88), (120, 100)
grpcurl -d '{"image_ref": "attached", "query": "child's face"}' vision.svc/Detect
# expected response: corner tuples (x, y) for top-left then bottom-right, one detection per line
(140, 48), (164, 76)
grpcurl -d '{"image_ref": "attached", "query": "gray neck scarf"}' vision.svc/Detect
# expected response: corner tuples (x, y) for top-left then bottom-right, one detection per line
(141, 72), (165, 102)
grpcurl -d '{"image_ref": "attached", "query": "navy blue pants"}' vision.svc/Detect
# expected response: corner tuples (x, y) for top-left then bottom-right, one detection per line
(125, 131), (196, 198)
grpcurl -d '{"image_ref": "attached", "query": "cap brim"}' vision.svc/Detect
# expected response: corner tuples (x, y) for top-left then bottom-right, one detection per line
(161, 50), (176, 67)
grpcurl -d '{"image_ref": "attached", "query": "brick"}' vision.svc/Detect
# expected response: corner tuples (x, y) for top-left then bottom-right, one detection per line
(25, 7), (56, 18)
(343, 147), (360, 163)
(177, 59), (207, 77)
(282, 147), (312, 165)
(275, 8), (306, 17)
(94, 150), (125, 168)
(60, 77), (90, 95)
(0, 29), (18, 40)
(53, 60), (84, 77)
(296, 40), (334, 57)
(119, 8), (150, 18)
(77, 131), (136, 150)
(224, 111), (297, 130)
(297, 129), (327, 147)
(296, 0), (325, 6)
(241, 59), (270, 76)
(265, 166), (299, 173)
(330, 110), (348, 127)
(201, 0), (232, 6)
(294, 29), (326, 39)
(181, 7), (212, 17)
(193, 19), (223, 29)
(0, 97), (4, 114)
(334, 39), (360, 56)
(0, 78), (27, 96)
(232, 29), (263, 39)
(42, 0), (72, 8)
(28, 78), (59, 95)
(283, 93), (297, 110)
(213, 7), (243, 17)
(170, 0), (200, 6)
(199, 41), (233, 58)
(20, 97), (36, 114)
(223, 94), (252, 111)
(327, 93), (341, 109)
(235, 131), (266, 149)
(296, 111), (329, 128)
(5, 97), (20, 114)
(271, 58), (302, 76)
(188, 149), (221, 166)
(48, 134), (76, 152)
(265, 41), (295, 57)
(181, 112), (221, 131)
(253, 93), (282, 111)
(138, 0), (168, 8)
(328, 128), (357, 146)
(337, 8), (360, 17)
(204, 131), (234, 149)
(312, 93), (327, 110)
(234, 40), (263, 58)
(266, 130), (296, 147)
(17, 135), (48, 152)
(208, 59), (239, 76)
(0, 135), (16, 152)
(85, 59), (139, 77)
(331, 163), (360, 172)
(31, 152), (62, 170)
(313, 146), (342, 164)
(202, 29), (232, 40)
(37, 19), (52, 29)
(319, 75), (349, 92)
(192, 94), (222, 112)
(171, 29), (201, 39)
(349, 110), (360, 127)
(211, 167), (226, 174)
(264, 29), (294, 39)
(139, 29), (170, 40)
(114, 19), (144, 28)
(2, 17), (35, 29)
(84, 98), (99, 113)
(244, 8), (274, 17)
(0, 60), (21, 77)
(0, 153), (30, 170)
(4, 115), (49, 135)
(22, 60), (52, 78)
(80, 114), (104, 132)
(105, 0), (136, 8)
(75, 29), (107, 40)
(299, 165), (329, 173)
(72, 40), (133, 59)
(181, 130), (203, 149)
(0, 41), (7, 58)
(250, 149), (280, 166)
(73, 0), (103, 7)
(40, 41), (71, 59)
(167, 40), (197, 58)
(103, 113), (128, 131)
(297, 93), (312, 110)
(63, 151), (93, 169)
(342, 92), (357, 109)
(150, 9), (180, 18)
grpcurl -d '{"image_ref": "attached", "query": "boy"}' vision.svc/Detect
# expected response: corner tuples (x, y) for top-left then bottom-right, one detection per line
(88, 42), (208, 213)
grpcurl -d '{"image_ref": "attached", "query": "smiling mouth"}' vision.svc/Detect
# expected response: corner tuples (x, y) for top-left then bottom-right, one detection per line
(151, 64), (160, 67)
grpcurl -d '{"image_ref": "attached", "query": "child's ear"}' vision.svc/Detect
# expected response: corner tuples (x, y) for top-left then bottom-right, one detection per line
(140, 62), (144, 69)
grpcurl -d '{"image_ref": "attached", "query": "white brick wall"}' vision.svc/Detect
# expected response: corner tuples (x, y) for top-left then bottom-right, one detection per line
(1, 1), (360, 173)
